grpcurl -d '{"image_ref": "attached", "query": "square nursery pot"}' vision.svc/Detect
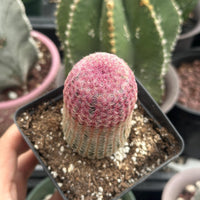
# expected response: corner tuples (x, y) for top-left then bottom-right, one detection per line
(14, 81), (184, 200)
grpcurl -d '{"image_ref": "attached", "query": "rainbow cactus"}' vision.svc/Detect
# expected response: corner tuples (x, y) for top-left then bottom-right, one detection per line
(62, 52), (137, 159)
(56, 0), (195, 103)
(0, 0), (38, 91)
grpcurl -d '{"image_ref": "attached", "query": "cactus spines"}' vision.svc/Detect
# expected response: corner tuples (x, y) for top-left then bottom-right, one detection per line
(104, 0), (116, 54)
(100, 0), (134, 64)
(56, 0), (193, 103)
(0, 0), (38, 91)
(56, 0), (102, 74)
(62, 52), (137, 159)
(123, 0), (182, 102)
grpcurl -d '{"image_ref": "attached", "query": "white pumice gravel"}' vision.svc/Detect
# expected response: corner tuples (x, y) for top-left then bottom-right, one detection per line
(8, 91), (18, 99)
(51, 171), (58, 178)
(62, 167), (67, 174)
(68, 164), (74, 173)
(43, 194), (53, 200)
(36, 64), (41, 71)
(34, 144), (39, 150)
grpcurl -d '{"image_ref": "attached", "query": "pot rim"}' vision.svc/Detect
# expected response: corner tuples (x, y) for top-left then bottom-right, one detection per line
(162, 167), (200, 200)
(176, 102), (200, 116)
(160, 65), (179, 113)
(0, 30), (60, 109)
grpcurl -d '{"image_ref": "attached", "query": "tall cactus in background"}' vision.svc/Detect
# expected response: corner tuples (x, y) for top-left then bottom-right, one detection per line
(56, 0), (195, 103)
(0, 0), (38, 91)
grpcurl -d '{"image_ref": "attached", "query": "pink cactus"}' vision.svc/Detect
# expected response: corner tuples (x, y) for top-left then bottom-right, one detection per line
(62, 52), (137, 159)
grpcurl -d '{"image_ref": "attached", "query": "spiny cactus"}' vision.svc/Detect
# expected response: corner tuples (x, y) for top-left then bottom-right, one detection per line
(62, 52), (137, 159)
(0, 0), (38, 91)
(55, 0), (192, 103)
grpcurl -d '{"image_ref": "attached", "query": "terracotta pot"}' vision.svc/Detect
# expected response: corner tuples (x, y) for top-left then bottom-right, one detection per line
(0, 30), (60, 134)
(160, 65), (179, 113)
(162, 168), (200, 200)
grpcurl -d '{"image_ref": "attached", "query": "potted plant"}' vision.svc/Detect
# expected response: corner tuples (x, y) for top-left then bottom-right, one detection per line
(0, 0), (60, 134)
(162, 168), (200, 200)
(168, 49), (200, 159)
(55, 0), (196, 113)
(15, 52), (184, 200)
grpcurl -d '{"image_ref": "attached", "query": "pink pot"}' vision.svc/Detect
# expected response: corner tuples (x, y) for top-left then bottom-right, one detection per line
(162, 168), (200, 200)
(0, 30), (60, 134)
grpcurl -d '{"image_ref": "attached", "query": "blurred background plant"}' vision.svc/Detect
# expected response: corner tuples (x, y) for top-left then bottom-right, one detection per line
(0, 0), (38, 92)
(0, 0), (60, 134)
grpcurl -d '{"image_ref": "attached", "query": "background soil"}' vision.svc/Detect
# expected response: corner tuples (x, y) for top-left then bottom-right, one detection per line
(0, 38), (52, 102)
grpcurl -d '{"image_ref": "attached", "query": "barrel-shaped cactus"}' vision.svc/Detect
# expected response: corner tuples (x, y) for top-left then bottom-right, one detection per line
(62, 52), (137, 159)
(56, 0), (194, 103)
(0, 0), (38, 91)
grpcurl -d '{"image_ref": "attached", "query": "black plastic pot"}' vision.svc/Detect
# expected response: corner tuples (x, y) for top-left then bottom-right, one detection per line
(169, 49), (200, 158)
(14, 81), (184, 200)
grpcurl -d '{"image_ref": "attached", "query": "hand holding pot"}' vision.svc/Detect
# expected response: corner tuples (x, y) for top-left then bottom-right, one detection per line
(0, 124), (63, 200)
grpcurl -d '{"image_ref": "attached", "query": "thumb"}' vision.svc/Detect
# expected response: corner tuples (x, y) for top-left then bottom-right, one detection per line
(50, 191), (63, 200)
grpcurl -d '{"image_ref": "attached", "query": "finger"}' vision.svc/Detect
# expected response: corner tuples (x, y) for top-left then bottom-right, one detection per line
(0, 124), (29, 156)
(0, 124), (29, 185)
(18, 150), (38, 179)
(50, 191), (63, 200)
